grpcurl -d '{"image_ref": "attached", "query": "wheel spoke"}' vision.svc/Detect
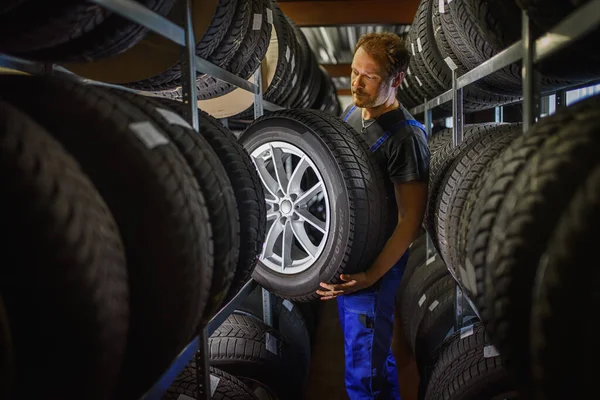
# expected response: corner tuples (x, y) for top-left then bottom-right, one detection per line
(262, 218), (283, 260)
(295, 208), (326, 233)
(253, 157), (279, 199)
(271, 146), (289, 196)
(286, 156), (309, 196)
(291, 220), (318, 258)
(281, 220), (294, 271)
(267, 211), (279, 221)
(296, 181), (324, 206)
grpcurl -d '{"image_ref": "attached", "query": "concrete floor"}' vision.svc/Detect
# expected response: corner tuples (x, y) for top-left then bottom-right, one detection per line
(302, 300), (420, 400)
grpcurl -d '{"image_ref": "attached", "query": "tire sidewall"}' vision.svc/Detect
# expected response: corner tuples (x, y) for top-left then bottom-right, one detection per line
(240, 117), (351, 299)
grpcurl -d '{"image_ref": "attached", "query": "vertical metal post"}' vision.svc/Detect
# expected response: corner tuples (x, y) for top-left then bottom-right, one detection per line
(494, 106), (504, 123)
(253, 65), (264, 119)
(555, 89), (568, 109)
(262, 288), (273, 326)
(424, 103), (436, 260)
(455, 285), (464, 331)
(195, 327), (211, 400)
(522, 9), (540, 133)
(252, 64), (272, 328)
(179, 1), (207, 398)
(180, 0), (199, 131)
(452, 69), (463, 146)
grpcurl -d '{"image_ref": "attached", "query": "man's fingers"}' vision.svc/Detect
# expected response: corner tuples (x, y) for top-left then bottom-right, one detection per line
(320, 281), (357, 291)
(316, 289), (344, 297)
(320, 295), (337, 301)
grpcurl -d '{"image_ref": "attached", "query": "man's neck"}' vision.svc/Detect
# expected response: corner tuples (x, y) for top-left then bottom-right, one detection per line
(362, 95), (399, 120)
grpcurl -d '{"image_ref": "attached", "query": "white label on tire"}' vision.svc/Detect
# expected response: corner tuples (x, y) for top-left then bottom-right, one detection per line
(426, 255), (436, 265)
(417, 37), (423, 52)
(404, 79), (410, 88)
(444, 56), (458, 71)
(292, 74), (298, 86)
(439, 0), (445, 13)
(415, 75), (423, 87)
(407, 67), (411, 75)
(266, 333), (278, 354)
(156, 108), (192, 129)
(411, 42), (415, 56)
(253, 13), (263, 30)
(428, 300), (440, 311)
(210, 375), (220, 396)
(282, 299), (294, 311)
(266, 8), (273, 24)
(459, 258), (478, 295)
(129, 121), (169, 149)
(291, 55), (296, 71)
(460, 324), (474, 339)
(418, 294), (427, 307)
(286, 46), (291, 62)
(484, 345), (500, 358)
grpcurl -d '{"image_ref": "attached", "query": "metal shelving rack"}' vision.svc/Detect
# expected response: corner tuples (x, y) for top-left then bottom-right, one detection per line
(0, 0), (284, 399)
(414, 0), (600, 330)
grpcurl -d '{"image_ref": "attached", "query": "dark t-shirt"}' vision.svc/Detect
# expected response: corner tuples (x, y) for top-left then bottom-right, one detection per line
(340, 104), (430, 185)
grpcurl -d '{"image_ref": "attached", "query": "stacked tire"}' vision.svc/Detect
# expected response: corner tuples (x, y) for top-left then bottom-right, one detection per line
(166, 285), (317, 399)
(423, 88), (600, 398)
(0, 74), (267, 400)
(131, 0), (340, 119)
(398, 0), (600, 114)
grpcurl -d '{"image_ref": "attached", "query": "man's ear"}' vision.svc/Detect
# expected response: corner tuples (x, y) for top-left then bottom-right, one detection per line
(392, 72), (404, 89)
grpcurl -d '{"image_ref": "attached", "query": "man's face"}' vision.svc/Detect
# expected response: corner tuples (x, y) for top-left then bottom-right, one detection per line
(351, 47), (394, 109)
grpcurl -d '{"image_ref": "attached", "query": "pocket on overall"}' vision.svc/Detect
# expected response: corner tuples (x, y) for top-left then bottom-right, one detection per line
(341, 290), (378, 377)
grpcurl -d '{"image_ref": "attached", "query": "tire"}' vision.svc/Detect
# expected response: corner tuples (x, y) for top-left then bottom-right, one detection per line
(427, 129), (452, 157)
(431, 0), (522, 111)
(530, 165), (600, 400)
(0, 99), (129, 399)
(238, 109), (393, 301)
(424, 322), (517, 400)
(236, 286), (312, 382)
(399, 257), (449, 344)
(414, 285), (464, 373)
(424, 123), (499, 245)
(0, 76), (213, 400)
(154, 98), (267, 304)
(125, 0), (238, 91)
(483, 93), (600, 388)
(436, 124), (521, 272)
(209, 313), (297, 400)
(0, 0), (177, 62)
(164, 365), (259, 400)
(407, 275), (454, 353)
(194, 0), (273, 100)
(106, 89), (240, 325)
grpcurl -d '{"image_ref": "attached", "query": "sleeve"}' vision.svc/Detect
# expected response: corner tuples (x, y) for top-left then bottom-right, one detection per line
(387, 132), (430, 184)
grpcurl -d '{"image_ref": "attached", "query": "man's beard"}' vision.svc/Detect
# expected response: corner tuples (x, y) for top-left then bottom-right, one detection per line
(352, 86), (391, 109)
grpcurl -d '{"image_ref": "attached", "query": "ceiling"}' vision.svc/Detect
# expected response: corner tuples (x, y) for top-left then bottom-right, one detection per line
(277, 0), (418, 94)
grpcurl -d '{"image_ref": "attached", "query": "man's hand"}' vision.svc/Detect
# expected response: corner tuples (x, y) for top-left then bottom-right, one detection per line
(316, 272), (375, 300)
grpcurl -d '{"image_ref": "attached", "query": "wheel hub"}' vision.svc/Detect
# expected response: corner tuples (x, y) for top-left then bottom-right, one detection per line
(250, 141), (331, 274)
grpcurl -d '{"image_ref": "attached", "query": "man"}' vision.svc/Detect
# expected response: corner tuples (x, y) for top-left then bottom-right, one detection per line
(316, 32), (430, 399)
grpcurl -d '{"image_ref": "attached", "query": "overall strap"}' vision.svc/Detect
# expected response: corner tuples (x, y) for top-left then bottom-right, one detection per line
(343, 105), (357, 122)
(370, 119), (428, 153)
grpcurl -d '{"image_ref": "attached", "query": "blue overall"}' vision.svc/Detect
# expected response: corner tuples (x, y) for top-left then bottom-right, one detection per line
(337, 106), (426, 400)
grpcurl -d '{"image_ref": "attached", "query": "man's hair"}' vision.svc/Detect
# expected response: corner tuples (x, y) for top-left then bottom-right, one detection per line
(354, 32), (410, 80)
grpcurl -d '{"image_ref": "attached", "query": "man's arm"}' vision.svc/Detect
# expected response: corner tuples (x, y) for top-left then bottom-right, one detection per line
(364, 180), (428, 283)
